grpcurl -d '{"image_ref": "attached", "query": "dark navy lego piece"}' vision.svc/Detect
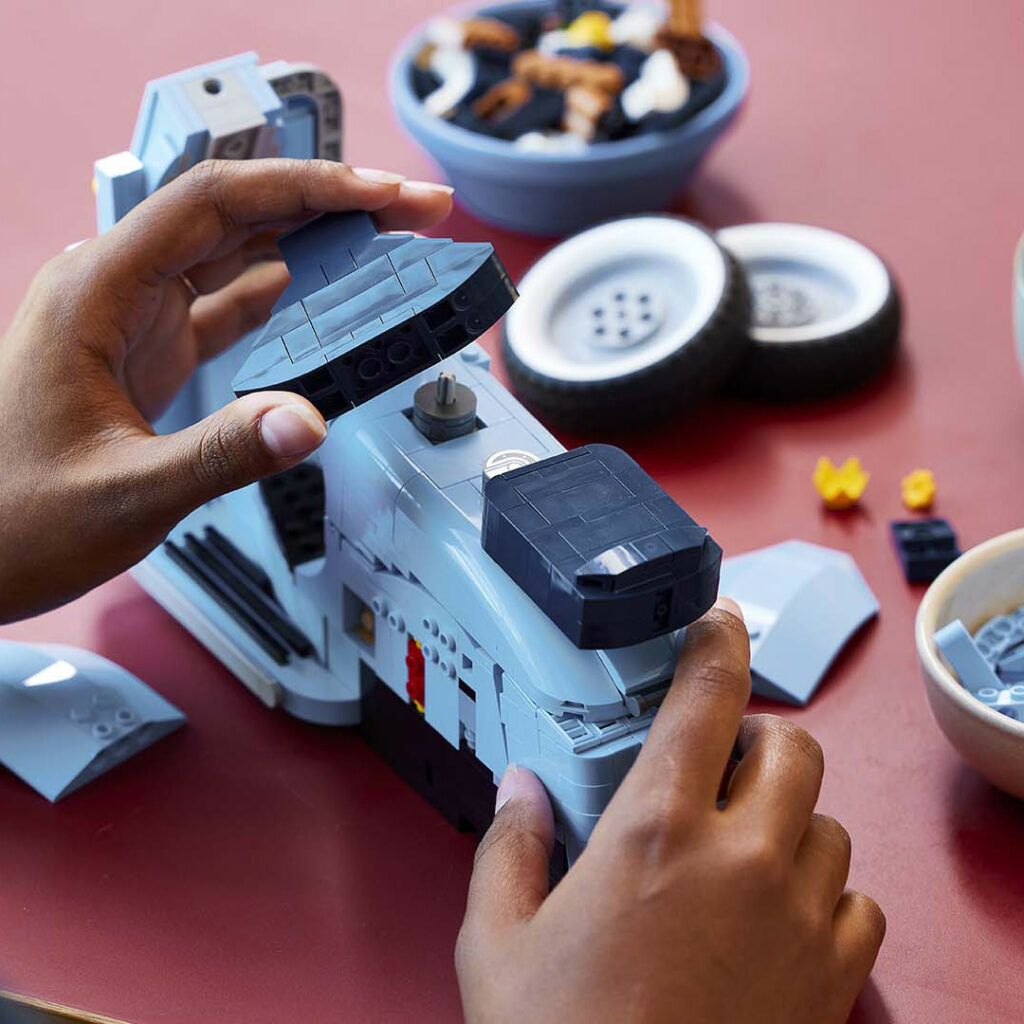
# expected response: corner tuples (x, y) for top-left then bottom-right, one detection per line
(232, 211), (518, 419)
(482, 444), (721, 649)
(890, 517), (962, 584)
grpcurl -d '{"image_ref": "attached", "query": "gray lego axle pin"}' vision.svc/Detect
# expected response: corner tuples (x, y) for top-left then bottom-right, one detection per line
(482, 444), (722, 649)
(0, 640), (184, 801)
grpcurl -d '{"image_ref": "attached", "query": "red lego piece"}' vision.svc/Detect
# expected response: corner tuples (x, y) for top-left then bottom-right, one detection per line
(405, 638), (426, 711)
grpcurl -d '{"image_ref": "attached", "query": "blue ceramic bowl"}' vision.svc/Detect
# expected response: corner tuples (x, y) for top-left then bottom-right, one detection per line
(389, 2), (750, 236)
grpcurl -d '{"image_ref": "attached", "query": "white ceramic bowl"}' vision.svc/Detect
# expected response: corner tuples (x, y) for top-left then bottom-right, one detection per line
(915, 528), (1024, 798)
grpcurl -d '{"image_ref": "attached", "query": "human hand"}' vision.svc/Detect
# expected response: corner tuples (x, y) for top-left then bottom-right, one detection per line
(457, 599), (884, 1024)
(0, 160), (452, 623)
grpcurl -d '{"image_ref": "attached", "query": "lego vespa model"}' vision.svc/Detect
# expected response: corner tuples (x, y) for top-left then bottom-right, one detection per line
(95, 53), (721, 865)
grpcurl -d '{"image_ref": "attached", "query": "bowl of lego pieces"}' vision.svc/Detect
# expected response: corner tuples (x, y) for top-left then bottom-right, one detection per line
(916, 528), (1024, 798)
(389, 0), (749, 235)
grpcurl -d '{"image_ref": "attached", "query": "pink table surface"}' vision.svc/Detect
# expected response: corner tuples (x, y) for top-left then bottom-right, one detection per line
(2, 0), (1024, 1021)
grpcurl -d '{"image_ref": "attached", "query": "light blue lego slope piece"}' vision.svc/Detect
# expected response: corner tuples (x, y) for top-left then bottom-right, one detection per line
(0, 640), (184, 801)
(934, 619), (1003, 692)
(718, 540), (879, 706)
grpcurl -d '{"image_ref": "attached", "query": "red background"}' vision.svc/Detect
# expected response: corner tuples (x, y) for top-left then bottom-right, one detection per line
(1, 0), (1023, 1020)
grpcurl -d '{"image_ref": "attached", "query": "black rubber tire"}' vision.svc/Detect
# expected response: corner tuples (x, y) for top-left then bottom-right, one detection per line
(728, 277), (901, 401)
(502, 232), (751, 433)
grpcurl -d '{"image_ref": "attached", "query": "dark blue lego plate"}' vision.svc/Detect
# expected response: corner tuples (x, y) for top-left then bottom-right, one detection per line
(482, 444), (721, 649)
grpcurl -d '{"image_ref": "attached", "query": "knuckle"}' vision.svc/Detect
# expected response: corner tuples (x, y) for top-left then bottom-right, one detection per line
(762, 715), (824, 772)
(193, 417), (242, 490)
(619, 792), (691, 864)
(690, 657), (749, 703)
(847, 890), (887, 942)
(813, 814), (852, 858)
(735, 835), (786, 886)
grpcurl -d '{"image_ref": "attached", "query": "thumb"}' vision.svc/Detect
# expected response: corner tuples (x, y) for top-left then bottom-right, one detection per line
(461, 766), (556, 949)
(138, 391), (326, 519)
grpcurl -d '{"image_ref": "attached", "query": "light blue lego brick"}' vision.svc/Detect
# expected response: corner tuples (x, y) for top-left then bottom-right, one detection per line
(397, 258), (438, 295)
(386, 237), (451, 271)
(282, 322), (321, 362)
(302, 256), (402, 320)
(974, 612), (1024, 665)
(94, 152), (147, 233)
(426, 241), (492, 277)
(312, 275), (409, 347)
(0, 640), (184, 801)
(277, 94), (316, 160)
(972, 682), (1024, 722)
(934, 619), (1003, 692)
(356, 233), (416, 265)
(719, 540), (879, 706)
(240, 336), (304, 387)
(411, 419), (543, 490)
(425, 653), (460, 748)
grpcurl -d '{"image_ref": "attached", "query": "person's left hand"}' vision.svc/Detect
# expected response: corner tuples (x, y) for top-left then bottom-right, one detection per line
(0, 158), (452, 623)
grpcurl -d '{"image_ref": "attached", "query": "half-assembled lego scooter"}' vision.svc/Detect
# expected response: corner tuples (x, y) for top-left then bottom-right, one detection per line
(94, 53), (721, 866)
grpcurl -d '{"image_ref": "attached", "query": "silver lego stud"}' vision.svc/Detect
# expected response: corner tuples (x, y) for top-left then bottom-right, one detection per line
(483, 449), (541, 483)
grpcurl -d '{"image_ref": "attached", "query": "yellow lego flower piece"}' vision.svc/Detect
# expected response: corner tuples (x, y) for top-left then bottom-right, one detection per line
(901, 468), (936, 511)
(813, 457), (870, 511)
(565, 10), (614, 50)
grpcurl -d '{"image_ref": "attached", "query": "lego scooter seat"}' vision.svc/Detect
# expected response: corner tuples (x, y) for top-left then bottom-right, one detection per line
(482, 444), (722, 649)
(231, 211), (518, 419)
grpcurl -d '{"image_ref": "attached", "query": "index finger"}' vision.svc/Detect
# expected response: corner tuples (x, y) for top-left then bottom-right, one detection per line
(615, 598), (751, 810)
(98, 159), (415, 282)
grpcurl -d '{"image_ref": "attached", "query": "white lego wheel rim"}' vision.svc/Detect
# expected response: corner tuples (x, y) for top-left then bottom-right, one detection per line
(505, 217), (728, 383)
(716, 223), (891, 344)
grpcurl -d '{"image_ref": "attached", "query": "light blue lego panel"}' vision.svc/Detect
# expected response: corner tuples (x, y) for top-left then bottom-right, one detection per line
(0, 640), (184, 801)
(718, 540), (879, 705)
(939, 609), (1024, 722)
(973, 683), (1024, 722)
(973, 605), (1024, 673)
(934, 619), (1002, 692)
(95, 54), (343, 232)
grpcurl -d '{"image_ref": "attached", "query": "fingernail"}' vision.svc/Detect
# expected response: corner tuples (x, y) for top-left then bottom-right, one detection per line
(714, 595), (744, 623)
(494, 764), (522, 813)
(352, 167), (406, 185)
(402, 180), (455, 195)
(260, 404), (327, 458)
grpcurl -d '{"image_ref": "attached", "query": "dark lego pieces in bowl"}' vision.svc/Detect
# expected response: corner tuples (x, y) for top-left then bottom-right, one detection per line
(409, 3), (728, 148)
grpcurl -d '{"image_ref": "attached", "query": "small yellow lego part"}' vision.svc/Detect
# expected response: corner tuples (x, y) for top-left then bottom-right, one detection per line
(565, 10), (614, 50)
(813, 457), (870, 511)
(901, 468), (936, 511)
(90, 176), (98, 195)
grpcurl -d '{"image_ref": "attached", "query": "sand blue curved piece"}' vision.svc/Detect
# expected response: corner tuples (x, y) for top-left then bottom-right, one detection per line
(718, 540), (879, 706)
(389, 4), (750, 235)
(0, 640), (184, 801)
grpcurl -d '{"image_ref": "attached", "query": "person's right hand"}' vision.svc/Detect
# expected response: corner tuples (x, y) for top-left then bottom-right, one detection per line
(457, 599), (884, 1024)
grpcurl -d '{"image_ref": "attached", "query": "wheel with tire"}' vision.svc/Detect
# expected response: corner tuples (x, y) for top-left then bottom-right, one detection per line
(502, 215), (750, 431)
(716, 222), (901, 401)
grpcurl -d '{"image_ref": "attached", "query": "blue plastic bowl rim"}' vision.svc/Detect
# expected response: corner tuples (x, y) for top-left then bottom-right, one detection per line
(388, 2), (751, 167)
